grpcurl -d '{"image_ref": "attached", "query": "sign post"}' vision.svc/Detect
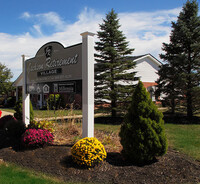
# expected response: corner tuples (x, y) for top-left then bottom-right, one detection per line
(22, 55), (30, 126)
(81, 32), (95, 138)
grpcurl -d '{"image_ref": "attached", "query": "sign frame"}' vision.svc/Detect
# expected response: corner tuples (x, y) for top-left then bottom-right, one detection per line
(23, 32), (95, 138)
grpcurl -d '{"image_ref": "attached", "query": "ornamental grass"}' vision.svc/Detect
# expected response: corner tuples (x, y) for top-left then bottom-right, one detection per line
(29, 120), (55, 133)
(71, 137), (107, 168)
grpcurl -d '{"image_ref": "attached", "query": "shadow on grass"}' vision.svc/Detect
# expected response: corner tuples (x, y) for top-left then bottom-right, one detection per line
(163, 113), (200, 124)
(94, 116), (124, 125)
(94, 113), (200, 125)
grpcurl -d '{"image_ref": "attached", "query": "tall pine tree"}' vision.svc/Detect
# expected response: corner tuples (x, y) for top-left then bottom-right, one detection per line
(157, 0), (200, 117)
(95, 9), (137, 117)
(156, 61), (182, 114)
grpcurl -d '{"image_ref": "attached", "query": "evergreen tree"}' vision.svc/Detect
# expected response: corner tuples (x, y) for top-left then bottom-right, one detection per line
(119, 81), (167, 164)
(14, 98), (34, 122)
(95, 9), (137, 117)
(157, 0), (200, 117)
(14, 98), (23, 121)
(156, 62), (182, 114)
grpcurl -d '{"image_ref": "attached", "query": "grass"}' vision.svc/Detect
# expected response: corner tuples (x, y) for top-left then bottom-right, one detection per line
(95, 123), (200, 161)
(0, 162), (78, 184)
(165, 124), (200, 161)
(33, 109), (82, 119)
(94, 123), (120, 133)
(0, 108), (82, 119)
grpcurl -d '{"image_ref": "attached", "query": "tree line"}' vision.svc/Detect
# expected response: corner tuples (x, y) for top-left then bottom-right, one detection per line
(95, 0), (200, 118)
(0, 0), (199, 118)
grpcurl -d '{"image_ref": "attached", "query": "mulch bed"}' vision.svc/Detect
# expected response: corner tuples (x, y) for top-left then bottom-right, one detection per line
(0, 145), (200, 184)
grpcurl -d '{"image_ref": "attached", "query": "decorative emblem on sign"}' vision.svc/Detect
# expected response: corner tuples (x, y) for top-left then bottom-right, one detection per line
(43, 84), (50, 93)
(37, 84), (41, 94)
(44, 46), (53, 61)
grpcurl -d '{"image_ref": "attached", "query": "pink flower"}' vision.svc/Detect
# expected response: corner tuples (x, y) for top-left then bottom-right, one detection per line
(22, 128), (54, 148)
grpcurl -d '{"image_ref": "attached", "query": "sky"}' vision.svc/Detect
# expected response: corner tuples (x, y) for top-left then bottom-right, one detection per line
(0, 0), (194, 81)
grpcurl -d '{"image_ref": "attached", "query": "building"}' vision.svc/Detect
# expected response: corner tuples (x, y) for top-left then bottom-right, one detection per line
(129, 53), (162, 101)
(12, 53), (161, 108)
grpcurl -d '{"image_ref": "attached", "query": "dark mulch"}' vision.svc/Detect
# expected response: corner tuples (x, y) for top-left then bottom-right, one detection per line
(0, 146), (200, 184)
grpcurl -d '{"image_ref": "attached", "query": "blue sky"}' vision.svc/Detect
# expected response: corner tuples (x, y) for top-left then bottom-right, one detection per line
(0, 0), (192, 81)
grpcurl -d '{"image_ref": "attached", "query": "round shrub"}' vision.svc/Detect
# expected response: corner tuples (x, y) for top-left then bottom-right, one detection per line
(0, 129), (10, 148)
(22, 128), (54, 148)
(4, 119), (26, 139)
(0, 115), (17, 129)
(119, 81), (168, 164)
(71, 137), (107, 168)
(4, 119), (26, 148)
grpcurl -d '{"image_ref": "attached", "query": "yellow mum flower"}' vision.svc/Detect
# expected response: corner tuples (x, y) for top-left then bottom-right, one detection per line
(71, 137), (107, 168)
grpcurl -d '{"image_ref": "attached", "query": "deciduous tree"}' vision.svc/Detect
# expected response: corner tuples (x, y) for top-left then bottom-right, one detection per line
(0, 62), (13, 97)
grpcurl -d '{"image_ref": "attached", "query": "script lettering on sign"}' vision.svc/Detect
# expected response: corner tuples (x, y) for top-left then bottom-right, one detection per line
(26, 42), (82, 88)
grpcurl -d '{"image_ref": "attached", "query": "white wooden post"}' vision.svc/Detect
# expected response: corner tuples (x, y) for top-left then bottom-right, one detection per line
(22, 55), (30, 126)
(81, 32), (95, 138)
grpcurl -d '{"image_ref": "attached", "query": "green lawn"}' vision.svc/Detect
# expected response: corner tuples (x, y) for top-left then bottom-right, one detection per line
(94, 123), (120, 133)
(33, 109), (82, 119)
(94, 123), (200, 161)
(0, 163), (71, 184)
(165, 124), (200, 161)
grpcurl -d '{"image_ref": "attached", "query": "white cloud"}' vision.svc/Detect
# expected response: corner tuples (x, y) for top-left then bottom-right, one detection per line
(21, 11), (66, 33)
(118, 8), (181, 56)
(35, 12), (66, 31)
(21, 12), (31, 19)
(32, 25), (43, 36)
(0, 7), (181, 81)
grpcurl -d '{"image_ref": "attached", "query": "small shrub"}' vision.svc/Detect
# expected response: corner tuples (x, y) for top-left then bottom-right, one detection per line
(71, 137), (107, 168)
(0, 129), (9, 148)
(119, 81), (168, 164)
(47, 94), (61, 110)
(4, 119), (26, 140)
(22, 129), (54, 148)
(30, 101), (34, 122)
(3, 119), (26, 148)
(14, 98), (34, 122)
(14, 98), (23, 120)
(28, 120), (55, 133)
(0, 115), (17, 129)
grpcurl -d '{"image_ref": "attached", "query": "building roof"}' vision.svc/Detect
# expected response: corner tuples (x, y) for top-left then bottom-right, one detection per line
(127, 53), (162, 66)
(12, 73), (23, 87)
